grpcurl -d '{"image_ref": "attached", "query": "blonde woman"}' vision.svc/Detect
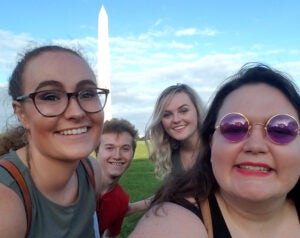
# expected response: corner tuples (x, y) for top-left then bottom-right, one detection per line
(145, 84), (205, 179)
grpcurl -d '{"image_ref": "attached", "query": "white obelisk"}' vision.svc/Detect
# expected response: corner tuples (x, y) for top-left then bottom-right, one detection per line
(98, 5), (112, 121)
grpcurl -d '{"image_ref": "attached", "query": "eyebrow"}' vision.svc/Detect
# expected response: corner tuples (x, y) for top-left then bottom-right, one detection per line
(178, 104), (189, 109)
(164, 104), (189, 112)
(34, 80), (62, 91)
(76, 79), (97, 89)
(34, 79), (97, 92)
(104, 143), (131, 147)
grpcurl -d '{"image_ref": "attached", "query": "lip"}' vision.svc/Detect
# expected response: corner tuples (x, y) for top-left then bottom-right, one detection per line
(173, 125), (186, 131)
(234, 162), (273, 177)
(58, 126), (88, 135)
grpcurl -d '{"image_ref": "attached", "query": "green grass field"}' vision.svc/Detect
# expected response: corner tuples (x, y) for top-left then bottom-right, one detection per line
(118, 140), (162, 237)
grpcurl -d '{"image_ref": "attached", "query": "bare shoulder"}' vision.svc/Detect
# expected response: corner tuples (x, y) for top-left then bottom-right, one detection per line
(0, 183), (27, 237)
(129, 202), (208, 238)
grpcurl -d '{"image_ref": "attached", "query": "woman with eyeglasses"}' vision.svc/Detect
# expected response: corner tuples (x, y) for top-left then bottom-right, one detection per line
(130, 63), (300, 237)
(145, 84), (205, 180)
(0, 45), (109, 237)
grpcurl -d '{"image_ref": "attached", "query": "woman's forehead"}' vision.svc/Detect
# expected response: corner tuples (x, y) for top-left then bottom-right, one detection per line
(22, 51), (96, 91)
(217, 84), (298, 121)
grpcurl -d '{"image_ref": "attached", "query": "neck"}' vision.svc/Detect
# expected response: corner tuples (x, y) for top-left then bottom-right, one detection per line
(17, 146), (79, 205)
(100, 173), (120, 194)
(179, 133), (201, 169)
(180, 131), (200, 151)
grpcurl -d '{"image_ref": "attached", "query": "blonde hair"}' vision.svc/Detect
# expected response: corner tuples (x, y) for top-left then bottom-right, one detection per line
(145, 84), (205, 179)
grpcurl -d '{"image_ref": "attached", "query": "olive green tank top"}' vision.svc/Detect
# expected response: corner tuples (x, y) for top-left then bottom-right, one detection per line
(0, 150), (97, 238)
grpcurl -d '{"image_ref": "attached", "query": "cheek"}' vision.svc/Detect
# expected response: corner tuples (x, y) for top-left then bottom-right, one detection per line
(161, 118), (168, 129)
(210, 135), (234, 178)
(210, 145), (222, 173)
(124, 153), (133, 162)
(92, 112), (104, 133)
(276, 144), (300, 180)
(29, 115), (56, 134)
(99, 149), (111, 159)
(21, 104), (41, 130)
(161, 119), (172, 134)
(99, 154), (110, 168)
(210, 139), (221, 172)
(191, 110), (198, 122)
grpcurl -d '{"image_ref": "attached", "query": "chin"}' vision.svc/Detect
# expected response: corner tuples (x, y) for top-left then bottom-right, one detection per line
(110, 173), (122, 179)
(63, 149), (92, 160)
(236, 190), (275, 202)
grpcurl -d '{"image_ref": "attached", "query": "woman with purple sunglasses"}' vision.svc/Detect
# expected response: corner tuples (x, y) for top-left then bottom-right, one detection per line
(130, 63), (300, 237)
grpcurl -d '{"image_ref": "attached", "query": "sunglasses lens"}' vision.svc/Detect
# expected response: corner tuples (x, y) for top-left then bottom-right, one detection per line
(219, 113), (249, 142)
(267, 115), (299, 144)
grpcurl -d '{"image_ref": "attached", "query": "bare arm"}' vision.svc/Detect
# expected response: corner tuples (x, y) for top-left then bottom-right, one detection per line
(102, 229), (118, 238)
(0, 183), (27, 238)
(129, 202), (208, 238)
(126, 195), (154, 216)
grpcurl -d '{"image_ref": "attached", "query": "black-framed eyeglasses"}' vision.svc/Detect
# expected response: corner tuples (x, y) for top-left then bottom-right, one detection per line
(16, 88), (110, 117)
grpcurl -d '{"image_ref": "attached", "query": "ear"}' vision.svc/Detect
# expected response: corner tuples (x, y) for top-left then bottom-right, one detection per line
(12, 101), (29, 129)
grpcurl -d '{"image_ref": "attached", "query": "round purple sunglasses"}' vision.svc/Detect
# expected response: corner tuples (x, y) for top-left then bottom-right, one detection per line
(215, 112), (300, 144)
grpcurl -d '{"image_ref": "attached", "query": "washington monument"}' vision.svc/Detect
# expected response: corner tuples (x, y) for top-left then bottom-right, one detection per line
(98, 5), (112, 120)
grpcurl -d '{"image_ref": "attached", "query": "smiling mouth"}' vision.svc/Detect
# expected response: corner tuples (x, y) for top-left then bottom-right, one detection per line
(60, 127), (88, 135)
(173, 125), (185, 130)
(109, 162), (125, 166)
(237, 165), (272, 172)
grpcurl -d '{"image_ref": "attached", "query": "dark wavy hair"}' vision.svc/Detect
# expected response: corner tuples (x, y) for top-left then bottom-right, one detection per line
(151, 62), (300, 208)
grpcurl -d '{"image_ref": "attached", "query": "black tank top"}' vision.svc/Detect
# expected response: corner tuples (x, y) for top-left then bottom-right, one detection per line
(175, 195), (300, 238)
(174, 195), (231, 238)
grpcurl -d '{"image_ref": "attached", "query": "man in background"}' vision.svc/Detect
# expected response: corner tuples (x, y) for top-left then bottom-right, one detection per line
(96, 118), (150, 237)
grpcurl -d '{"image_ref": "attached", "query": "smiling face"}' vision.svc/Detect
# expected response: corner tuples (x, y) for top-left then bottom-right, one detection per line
(14, 50), (104, 161)
(98, 132), (134, 180)
(161, 92), (199, 144)
(211, 83), (300, 202)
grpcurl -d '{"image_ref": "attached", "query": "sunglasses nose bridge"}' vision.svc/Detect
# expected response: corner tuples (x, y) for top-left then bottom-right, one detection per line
(248, 122), (267, 138)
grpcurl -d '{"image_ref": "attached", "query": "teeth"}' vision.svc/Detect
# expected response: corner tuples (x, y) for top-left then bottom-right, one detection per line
(238, 165), (271, 172)
(60, 127), (87, 135)
(110, 162), (124, 166)
(174, 125), (185, 130)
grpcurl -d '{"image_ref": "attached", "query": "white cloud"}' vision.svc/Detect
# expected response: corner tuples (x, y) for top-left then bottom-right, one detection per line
(1, 28), (300, 135)
(172, 27), (218, 37)
(167, 41), (193, 50)
(198, 28), (218, 36)
(0, 30), (37, 80)
(175, 28), (197, 36)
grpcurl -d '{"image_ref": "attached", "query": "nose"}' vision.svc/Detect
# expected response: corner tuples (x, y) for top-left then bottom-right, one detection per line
(172, 113), (181, 123)
(243, 124), (268, 154)
(63, 96), (85, 119)
(112, 148), (122, 159)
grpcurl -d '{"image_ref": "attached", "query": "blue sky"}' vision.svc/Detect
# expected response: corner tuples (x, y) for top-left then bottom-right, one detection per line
(1, 0), (300, 134)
